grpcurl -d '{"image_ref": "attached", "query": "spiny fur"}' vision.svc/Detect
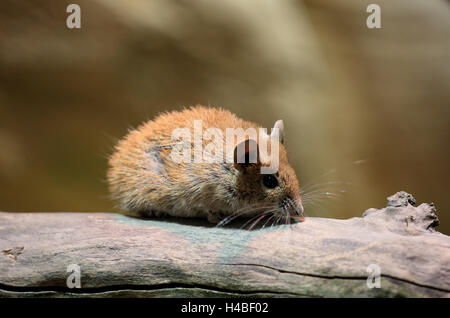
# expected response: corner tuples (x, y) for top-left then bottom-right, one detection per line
(107, 105), (303, 223)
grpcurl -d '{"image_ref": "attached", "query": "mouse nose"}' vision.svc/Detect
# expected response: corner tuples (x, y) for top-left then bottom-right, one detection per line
(295, 203), (304, 216)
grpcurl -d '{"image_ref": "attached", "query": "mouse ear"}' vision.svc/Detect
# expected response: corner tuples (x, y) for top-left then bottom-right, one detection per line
(233, 139), (260, 171)
(271, 120), (285, 144)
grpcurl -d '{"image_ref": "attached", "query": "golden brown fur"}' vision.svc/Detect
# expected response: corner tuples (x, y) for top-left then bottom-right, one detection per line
(107, 105), (303, 224)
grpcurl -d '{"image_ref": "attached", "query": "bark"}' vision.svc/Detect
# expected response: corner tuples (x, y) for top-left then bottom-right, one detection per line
(0, 192), (448, 298)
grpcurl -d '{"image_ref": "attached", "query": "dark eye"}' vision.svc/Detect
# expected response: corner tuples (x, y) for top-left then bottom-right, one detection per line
(263, 174), (278, 189)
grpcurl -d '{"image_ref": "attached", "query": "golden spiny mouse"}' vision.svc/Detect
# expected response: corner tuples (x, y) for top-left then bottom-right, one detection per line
(107, 105), (304, 226)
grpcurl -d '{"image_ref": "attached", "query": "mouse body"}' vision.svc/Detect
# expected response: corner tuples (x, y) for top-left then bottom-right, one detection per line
(107, 105), (303, 225)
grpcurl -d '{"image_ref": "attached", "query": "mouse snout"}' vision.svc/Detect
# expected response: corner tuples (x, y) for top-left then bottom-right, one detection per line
(290, 198), (304, 217)
(281, 196), (304, 217)
(291, 192), (304, 216)
(295, 202), (304, 216)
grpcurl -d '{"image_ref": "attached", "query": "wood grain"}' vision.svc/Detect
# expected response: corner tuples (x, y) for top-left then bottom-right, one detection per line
(1, 192), (449, 298)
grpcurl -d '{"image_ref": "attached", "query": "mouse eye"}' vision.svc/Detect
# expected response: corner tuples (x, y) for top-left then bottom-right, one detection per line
(263, 174), (278, 189)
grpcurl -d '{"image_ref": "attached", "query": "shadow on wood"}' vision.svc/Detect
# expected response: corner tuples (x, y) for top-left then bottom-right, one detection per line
(0, 192), (449, 297)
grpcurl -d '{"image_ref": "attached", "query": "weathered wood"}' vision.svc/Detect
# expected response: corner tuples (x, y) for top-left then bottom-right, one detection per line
(0, 192), (449, 298)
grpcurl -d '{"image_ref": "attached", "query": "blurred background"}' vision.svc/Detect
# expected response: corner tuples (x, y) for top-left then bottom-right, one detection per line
(0, 0), (449, 233)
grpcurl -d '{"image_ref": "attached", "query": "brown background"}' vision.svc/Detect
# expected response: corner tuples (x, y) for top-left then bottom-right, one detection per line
(0, 0), (449, 234)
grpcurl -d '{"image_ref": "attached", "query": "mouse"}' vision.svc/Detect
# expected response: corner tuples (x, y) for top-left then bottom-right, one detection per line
(107, 105), (304, 227)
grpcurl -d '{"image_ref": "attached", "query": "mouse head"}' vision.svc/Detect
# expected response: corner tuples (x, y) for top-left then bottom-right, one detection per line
(233, 120), (304, 220)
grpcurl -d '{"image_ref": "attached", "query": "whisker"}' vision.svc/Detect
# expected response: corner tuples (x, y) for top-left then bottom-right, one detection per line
(303, 191), (345, 201)
(302, 187), (348, 197)
(248, 214), (268, 230)
(301, 168), (338, 190)
(301, 181), (352, 194)
(240, 212), (269, 230)
(240, 208), (279, 230)
(261, 214), (276, 229)
(272, 215), (282, 229)
(216, 204), (278, 227)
